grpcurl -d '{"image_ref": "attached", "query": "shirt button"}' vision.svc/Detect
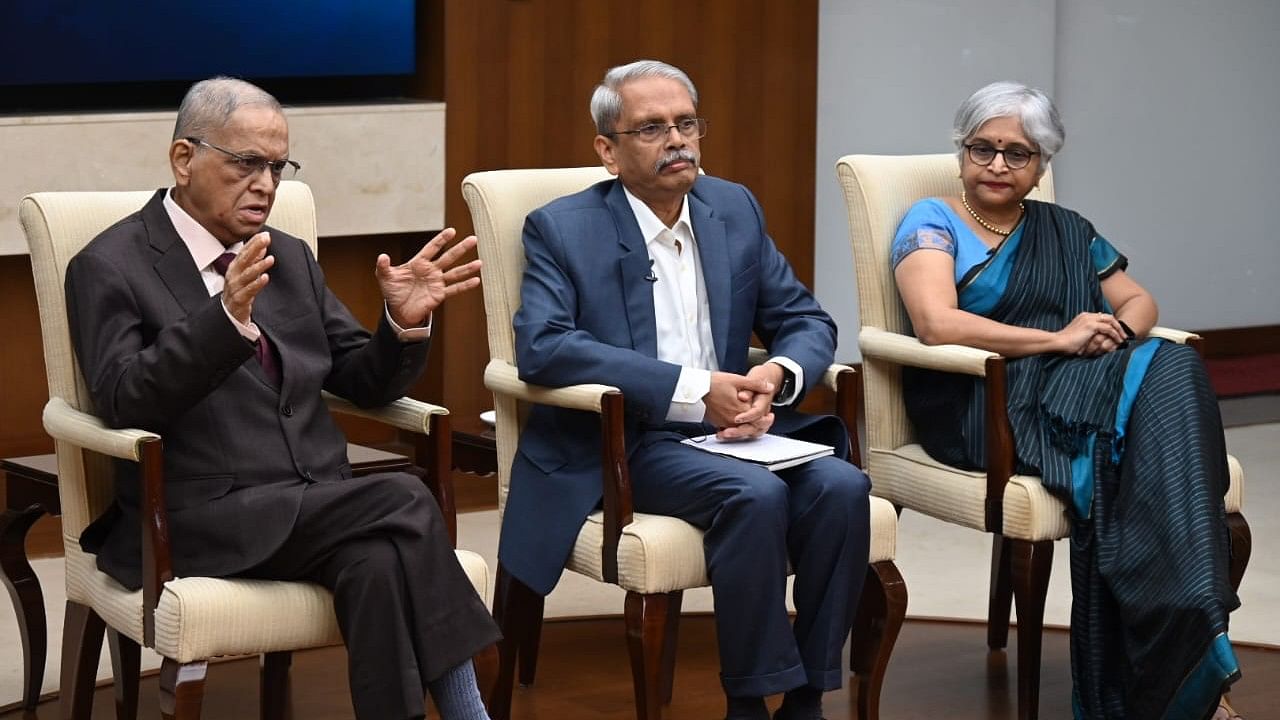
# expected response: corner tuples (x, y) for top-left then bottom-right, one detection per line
(281, 403), (293, 417)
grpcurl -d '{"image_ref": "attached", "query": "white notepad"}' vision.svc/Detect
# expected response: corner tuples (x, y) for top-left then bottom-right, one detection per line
(680, 433), (835, 471)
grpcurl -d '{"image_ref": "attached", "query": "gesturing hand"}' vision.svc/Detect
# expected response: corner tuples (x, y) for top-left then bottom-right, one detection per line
(222, 232), (274, 325)
(376, 228), (482, 329)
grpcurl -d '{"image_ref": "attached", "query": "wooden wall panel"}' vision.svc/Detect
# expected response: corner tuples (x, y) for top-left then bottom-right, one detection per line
(437, 0), (820, 437)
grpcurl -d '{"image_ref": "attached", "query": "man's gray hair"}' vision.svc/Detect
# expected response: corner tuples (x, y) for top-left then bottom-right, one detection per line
(173, 76), (283, 141)
(952, 81), (1064, 174)
(590, 60), (698, 136)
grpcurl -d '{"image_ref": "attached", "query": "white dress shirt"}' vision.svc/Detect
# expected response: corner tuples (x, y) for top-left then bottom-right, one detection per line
(163, 189), (429, 342)
(622, 187), (803, 423)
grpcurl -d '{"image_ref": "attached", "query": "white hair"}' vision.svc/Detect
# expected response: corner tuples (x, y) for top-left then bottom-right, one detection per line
(590, 60), (698, 135)
(173, 76), (282, 141)
(953, 81), (1064, 174)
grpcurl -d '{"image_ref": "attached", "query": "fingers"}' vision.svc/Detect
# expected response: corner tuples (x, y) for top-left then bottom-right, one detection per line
(411, 227), (458, 262)
(441, 275), (482, 298)
(716, 413), (774, 441)
(734, 391), (774, 425)
(432, 234), (479, 270)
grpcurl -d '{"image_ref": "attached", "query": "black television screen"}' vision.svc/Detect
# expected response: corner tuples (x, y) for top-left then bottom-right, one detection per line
(0, 1), (418, 111)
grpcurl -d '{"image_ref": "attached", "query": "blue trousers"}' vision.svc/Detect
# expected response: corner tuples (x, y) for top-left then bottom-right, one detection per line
(628, 430), (871, 697)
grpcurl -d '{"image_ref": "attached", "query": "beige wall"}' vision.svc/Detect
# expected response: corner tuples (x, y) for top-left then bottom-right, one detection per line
(0, 102), (446, 255)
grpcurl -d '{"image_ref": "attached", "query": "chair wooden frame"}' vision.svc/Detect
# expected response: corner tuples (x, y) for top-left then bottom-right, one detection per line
(836, 153), (1252, 720)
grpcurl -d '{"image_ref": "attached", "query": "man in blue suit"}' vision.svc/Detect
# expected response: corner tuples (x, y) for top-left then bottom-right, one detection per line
(499, 60), (871, 720)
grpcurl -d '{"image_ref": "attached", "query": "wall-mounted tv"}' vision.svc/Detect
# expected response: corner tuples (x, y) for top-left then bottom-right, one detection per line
(0, 1), (419, 113)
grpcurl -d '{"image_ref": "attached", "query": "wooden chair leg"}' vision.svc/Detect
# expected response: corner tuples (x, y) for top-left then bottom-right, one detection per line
(490, 563), (545, 720)
(1226, 512), (1251, 592)
(658, 591), (683, 705)
(1, 504), (49, 713)
(517, 598), (545, 687)
(848, 561), (908, 720)
(260, 650), (292, 720)
(108, 628), (141, 720)
(625, 591), (681, 720)
(59, 600), (105, 720)
(987, 534), (1014, 650)
(1010, 539), (1053, 720)
(473, 643), (500, 711)
(159, 658), (209, 720)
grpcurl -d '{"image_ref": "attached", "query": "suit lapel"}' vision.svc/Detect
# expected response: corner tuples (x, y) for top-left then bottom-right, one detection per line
(143, 192), (281, 392)
(142, 192), (214, 317)
(604, 181), (659, 358)
(689, 189), (731, 368)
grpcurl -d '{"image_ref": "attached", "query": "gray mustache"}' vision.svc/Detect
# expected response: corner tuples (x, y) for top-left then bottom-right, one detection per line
(655, 149), (698, 173)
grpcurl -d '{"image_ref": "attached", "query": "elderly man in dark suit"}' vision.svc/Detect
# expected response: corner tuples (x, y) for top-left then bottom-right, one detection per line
(499, 60), (871, 720)
(65, 76), (499, 720)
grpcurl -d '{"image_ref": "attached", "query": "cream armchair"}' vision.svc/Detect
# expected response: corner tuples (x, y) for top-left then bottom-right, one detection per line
(835, 153), (1251, 720)
(20, 182), (492, 720)
(463, 166), (907, 720)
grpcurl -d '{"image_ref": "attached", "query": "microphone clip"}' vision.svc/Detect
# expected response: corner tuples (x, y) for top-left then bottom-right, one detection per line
(644, 259), (658, 283)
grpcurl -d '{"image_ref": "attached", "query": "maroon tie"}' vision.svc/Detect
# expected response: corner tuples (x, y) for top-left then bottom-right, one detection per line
(212, 252), (282, 386)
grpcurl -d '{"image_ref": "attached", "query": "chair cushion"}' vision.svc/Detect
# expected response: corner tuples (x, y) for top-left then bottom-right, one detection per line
(869, 444), (1244, 542)
(566, 496), (899, 594)
(66, 544), (489, 663)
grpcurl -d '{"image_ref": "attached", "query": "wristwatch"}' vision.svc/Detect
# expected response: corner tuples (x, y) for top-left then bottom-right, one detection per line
(775, 365), (796, 402)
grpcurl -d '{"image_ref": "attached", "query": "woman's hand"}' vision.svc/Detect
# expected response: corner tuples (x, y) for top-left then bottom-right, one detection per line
(1056, 312), (1126, 356)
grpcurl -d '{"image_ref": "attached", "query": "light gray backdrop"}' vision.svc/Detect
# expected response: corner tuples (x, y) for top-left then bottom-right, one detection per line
(815, 0), (1280, 360)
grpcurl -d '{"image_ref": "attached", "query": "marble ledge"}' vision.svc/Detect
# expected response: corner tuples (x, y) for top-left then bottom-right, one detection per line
(1, 102), (446, 256)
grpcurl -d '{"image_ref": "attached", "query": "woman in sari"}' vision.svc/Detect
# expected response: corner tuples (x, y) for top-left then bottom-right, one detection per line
(892, 81), (1242, 719)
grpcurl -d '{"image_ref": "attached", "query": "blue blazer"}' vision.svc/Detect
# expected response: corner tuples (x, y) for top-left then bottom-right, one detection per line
(499, 175), (840, 595)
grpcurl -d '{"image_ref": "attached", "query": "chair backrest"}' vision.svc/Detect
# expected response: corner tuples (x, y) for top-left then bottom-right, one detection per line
(834, 154), (1054, 451)
(461, 166), (614, 513)
(18, 181), (318, 540)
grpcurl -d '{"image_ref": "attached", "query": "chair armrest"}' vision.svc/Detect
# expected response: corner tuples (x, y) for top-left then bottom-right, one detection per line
(483, 358), (631, 584)
(821, 362), (855, 393)
(484, 359), (619, 412)
(43, 397), (171, 644)
(323, 392), (447, 436)
(860, 327), (998, 377)
(1148, 326), (1200, 345)
(322, 391), (458, 545)
(42, 397), (160, 461)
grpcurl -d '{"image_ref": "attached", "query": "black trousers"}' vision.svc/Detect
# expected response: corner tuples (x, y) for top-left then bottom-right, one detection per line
(629, 434), (871, 697)
(242, 472), (501, 720)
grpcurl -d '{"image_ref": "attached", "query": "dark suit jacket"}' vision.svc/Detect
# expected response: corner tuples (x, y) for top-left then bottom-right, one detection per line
(65, 190), (429, 589)
(498, 175), (841, 595)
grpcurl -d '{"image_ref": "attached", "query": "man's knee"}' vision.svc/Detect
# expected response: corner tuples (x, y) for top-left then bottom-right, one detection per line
(724, 468), (790, 519)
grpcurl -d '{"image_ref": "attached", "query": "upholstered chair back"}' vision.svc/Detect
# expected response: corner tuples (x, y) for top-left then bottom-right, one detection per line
(835, 154), (1054, 455)
(19, 181), (318, 547)
(461, 167), (613, 515)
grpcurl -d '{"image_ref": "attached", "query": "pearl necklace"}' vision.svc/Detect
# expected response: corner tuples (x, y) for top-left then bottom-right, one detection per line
(961, 190), (1023, 237)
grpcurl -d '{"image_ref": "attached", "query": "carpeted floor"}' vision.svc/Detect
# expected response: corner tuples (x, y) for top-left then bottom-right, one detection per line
(4, 421), (1277, 709)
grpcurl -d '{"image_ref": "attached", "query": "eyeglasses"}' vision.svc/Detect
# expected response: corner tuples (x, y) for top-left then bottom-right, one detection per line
(185, 137), (300, 181)
(607, 117), (708, 143)
(964, 143), (1040, 170)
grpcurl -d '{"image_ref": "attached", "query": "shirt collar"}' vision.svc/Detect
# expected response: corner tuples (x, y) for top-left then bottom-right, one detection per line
(622, 185), (693, 249)
(163, 188), (243, 271)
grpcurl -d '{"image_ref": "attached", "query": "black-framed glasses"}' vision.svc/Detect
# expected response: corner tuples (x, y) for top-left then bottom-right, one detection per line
(185, 137), (300, 181)
(607, 117), (708, 143)
(964, 143), (1039, 170)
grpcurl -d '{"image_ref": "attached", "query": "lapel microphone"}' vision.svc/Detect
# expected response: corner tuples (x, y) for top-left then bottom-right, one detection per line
(644, 259), (658, 283)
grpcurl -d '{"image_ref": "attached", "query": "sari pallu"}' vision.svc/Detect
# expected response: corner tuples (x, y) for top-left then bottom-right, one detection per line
(900, 200), (1240, 719)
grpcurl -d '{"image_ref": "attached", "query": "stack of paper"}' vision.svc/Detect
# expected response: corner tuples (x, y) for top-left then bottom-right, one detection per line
(679, 433), (834, 471)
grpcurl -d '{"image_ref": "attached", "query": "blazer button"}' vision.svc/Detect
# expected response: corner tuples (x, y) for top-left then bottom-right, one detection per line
(302, 469), (313, 481)
(281, 403), (293, 417)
